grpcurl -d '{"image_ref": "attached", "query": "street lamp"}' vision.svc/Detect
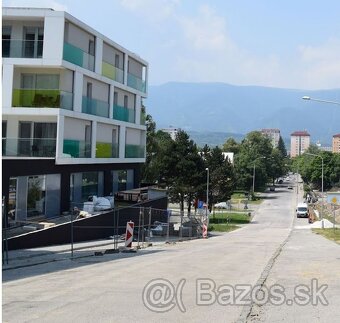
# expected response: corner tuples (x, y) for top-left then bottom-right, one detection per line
(305, 152), (324, 228)
(302, 96), (340, 106)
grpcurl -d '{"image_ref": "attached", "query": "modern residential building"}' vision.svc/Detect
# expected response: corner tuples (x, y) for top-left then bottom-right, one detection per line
(161, 127), (180, 140)
(290, 131), (310, 157)
(2, 7), (148, 221)
(316, 141), (332, 152)
(333, 134), (340, 153)
(261, 128), (280, 148)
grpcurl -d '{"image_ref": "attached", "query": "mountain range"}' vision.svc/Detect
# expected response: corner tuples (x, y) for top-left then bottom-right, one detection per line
(145, 82), (340, 146)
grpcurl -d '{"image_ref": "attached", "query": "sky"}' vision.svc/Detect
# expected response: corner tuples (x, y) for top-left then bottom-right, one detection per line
(3, 0), (340, 90)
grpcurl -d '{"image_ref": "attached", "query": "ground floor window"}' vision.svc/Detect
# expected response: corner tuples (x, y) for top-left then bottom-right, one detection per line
(70, 171), (104, 207)
(111, 169), (134, 193)
(8, 174), (61, 222)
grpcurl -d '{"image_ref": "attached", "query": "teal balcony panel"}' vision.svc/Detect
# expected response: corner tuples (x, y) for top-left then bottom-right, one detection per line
(127, 73), (146, 93)
(82, 96), (109, 118)
(63, 42), (94, 71)
(125, 144), (145, 158)
(113, 104), (135, 123)
(63, 139), (91, 158)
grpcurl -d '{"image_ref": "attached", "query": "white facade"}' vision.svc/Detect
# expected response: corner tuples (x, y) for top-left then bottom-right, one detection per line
(2, 7), (149, 220)
(2, 7), (148, 164)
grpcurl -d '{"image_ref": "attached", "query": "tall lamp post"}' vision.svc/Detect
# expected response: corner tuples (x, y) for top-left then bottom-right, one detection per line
(302, 96), (340, 106)
(205, 168), (210, 234)
(305, 152), (324, 228)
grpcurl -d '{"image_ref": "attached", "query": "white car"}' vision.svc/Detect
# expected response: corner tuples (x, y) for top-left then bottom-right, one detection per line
(214, 202), (228, 209)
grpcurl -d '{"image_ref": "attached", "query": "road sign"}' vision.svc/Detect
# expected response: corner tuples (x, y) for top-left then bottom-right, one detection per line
(125, 221), (134, 248)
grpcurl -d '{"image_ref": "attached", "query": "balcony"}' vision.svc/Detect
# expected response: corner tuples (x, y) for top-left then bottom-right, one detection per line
(127, 73), (146, 93)
(63, 139), (91, 158)
(2, 39), (43, 58)
(102, 61), (124, 84)
(125, 144), (145, 158)
(12, 89), (73, 110)
(63, 42), (94, 71)
(113, 104), (135, 123)
(82, 96), (109, 118)
(96, 142), (119, 158)
(2, 138), (56, 157)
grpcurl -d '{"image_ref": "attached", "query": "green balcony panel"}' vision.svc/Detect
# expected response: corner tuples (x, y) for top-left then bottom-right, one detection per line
(63, 42), (94, 71)
(63, 139), (91, 158)
(82, 96), (109, 118)
(125, 144), (145, 158)
(113, 104), (135, 123)
(12, 89), (73, 110)
(2, 138), (56, 157)
(96, 142), (119, 158)
(102, 61), (116, 80)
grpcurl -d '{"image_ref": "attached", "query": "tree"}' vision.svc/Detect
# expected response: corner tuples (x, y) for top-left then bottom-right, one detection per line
(222, 138), (240, 154)
(234, 131), (273, 191)
(204, 146), (235, 210)
(277, 136), (287, 157)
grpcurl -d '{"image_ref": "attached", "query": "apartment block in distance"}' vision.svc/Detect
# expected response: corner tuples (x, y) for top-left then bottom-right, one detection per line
(2, 7), (148, 221)
(261, 128), (280, 148)
(333, 134), (340, 153)
(290, 130), (310, 157)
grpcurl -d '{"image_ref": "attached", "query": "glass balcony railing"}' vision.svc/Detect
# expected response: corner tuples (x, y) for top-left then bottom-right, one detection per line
(2, 39), (43, 58)
(127, 73), (146, 93)
(63, 139), (91, 158)
(102, 61), (124, 84)
(96, 142), (119, 158)
(2, 138), (56, 157)
(125, 144), (145, 158)
(113, 104), (135, 123)
(12, 89), (73, 110)
(82, 96), (110, 118)
(63, 42), (95, 71)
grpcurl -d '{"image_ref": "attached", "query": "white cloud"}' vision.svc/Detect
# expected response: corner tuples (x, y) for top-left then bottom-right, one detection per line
(3, 0), (68, 11)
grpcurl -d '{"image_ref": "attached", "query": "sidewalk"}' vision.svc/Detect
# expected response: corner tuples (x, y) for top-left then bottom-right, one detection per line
(248, 224), (340, 322)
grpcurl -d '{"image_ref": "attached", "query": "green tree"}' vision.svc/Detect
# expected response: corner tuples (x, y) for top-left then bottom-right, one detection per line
(277, 136), (287, 157)
(222, 137), (240, 154)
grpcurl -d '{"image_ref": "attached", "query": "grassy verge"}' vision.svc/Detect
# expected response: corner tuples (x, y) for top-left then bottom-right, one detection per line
(208, 212), (251, 232)
(208, 224), (239, 232)
(209, 212), (251, 224)
(312, 228), (340, 244)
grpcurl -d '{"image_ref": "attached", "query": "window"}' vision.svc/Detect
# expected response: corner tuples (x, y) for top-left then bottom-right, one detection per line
(21, 74), (59, 89)
(2, 26), (11, 57)
(124, 95), (128, 108)
(23, 26), (43, 58)
(115, 54), (119, 68)
(114, 92), (118, 105)
(88, 39), (95, 56)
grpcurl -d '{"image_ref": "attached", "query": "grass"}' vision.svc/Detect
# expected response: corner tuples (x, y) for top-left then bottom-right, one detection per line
(312, 228), (340, 244)
(208, 224), (239, 232)
(209, 212), (251, 225)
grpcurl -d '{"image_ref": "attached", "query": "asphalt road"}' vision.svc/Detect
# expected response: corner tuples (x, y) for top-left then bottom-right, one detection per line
(3, 183), (334, 323)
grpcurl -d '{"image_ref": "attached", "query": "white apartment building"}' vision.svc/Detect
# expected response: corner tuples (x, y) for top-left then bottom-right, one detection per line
(290, 131), (310, 157)
(261, 128), (280, 148)
(161, 127), (181, 140)
(2, 7), (148, 221)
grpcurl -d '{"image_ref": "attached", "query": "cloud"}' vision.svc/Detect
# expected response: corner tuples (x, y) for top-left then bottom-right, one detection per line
(3, 0), (68, 11)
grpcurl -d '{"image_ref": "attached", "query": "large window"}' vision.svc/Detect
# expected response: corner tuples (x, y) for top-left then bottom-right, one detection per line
(22, 74), (59, 89)
(70, 172), (104, 206)
(23, 26), (43, 58)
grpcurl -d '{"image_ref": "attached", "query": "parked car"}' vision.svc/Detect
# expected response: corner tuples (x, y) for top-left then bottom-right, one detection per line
(287, 185), (293, 190)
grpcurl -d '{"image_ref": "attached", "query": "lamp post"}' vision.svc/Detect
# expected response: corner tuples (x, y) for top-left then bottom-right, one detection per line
(305, 152), (324, 228)
(205, 168), (210, 235)
(302, 96), (340, 106)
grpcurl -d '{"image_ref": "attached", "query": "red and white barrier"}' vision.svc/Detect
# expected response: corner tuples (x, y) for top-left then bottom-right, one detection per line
(125, 221), (134, 247)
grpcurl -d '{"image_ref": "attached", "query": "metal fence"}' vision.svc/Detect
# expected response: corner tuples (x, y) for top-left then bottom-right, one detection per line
(69, 207), (207, 258)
